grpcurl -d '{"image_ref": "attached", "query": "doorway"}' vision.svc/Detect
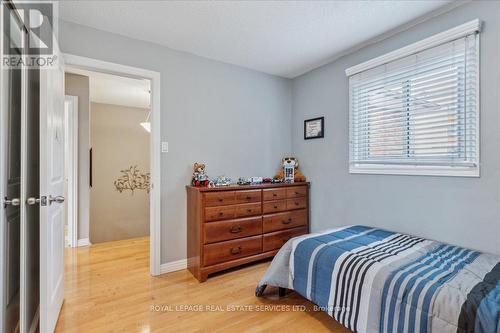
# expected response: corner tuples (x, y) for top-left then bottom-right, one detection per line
(62, 55), (161, 275)
(66, 69), (152, 245)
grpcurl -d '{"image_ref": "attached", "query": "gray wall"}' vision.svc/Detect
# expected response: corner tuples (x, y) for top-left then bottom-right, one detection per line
(291, 1), (500, 255)
(59, 20), (292, 262)
(64, 73), (90, 240)
(90, 103), (150, 243)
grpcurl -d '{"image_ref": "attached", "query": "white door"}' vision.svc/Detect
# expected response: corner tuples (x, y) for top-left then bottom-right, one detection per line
(39, 43), (65, 333)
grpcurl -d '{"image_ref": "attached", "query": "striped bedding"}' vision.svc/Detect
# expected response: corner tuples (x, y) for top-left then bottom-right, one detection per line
(256, 225), (500, 333)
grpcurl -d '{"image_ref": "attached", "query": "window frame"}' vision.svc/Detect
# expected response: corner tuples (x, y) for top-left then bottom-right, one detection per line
(346, 20), (481, 177)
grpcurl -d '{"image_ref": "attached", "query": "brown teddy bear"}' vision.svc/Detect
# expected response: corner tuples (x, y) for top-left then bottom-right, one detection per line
(191, 162), (210, 187)
(274, 157), (306, 182)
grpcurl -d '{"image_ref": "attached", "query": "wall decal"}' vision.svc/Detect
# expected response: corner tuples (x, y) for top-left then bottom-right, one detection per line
(114, 165), (150, 194)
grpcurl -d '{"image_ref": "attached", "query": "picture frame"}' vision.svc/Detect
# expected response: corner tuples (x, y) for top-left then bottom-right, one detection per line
(304, 117), (324, 140)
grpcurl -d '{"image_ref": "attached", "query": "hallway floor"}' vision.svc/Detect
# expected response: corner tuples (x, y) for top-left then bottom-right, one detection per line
(55, 236), (350, 333)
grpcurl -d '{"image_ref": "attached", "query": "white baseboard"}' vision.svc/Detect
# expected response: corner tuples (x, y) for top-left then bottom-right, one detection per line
(77, 238), (91, 247)
(160, 259), (187, 274)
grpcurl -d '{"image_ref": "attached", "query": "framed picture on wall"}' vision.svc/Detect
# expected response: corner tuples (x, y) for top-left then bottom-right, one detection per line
(304, 117), (324, 140)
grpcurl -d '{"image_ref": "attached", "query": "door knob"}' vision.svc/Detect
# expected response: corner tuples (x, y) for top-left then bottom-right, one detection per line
(26, 197), (41, 205)
(48, 195), (65, 204)
(4, 197), (20, 207)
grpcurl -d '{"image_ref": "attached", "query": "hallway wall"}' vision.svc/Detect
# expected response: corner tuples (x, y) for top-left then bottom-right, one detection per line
(90, 102), (150, 243)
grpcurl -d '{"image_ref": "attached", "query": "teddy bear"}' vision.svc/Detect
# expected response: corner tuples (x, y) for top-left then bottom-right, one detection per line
(191, 162), (210, 187)
(273, 157), (306, 183)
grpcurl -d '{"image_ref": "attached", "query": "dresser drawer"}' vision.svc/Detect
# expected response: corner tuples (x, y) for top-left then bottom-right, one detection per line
(286, 197), (307, 210)
(263, 209), (308, 233)
(204, 217), (262, 244)
(235, 202), (262, 218)
(263, 188), (286, 201)
(263, 227), (308, 252)
(203, 235), (262, 266)
(286, 186), (307, 198)
(204, 191), (235, 207)
(235, 190), (261, 204)
(205, 205), (236, 222)
(263, 200), (287, 214)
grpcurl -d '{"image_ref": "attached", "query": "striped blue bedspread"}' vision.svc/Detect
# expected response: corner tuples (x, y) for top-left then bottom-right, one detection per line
(268, 225), (500, 333)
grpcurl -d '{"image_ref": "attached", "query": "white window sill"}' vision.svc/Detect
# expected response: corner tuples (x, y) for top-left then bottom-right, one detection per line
(349, 164), (480, 177)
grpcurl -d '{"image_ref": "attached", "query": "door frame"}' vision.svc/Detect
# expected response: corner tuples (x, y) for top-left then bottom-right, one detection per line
(62, 54), (162, 276)
(64, 96), (78, 248)
(0, 21), (4, 332)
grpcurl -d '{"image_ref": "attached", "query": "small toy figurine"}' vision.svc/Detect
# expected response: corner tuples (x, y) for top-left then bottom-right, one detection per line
(191, 163), (210, 187)
(262, 178), (273, 183)
(212, 176), (232, 187)
(237, 177), (251, 185)
(250, 177), (263, 185)
(284, 164), (294, 182)
(273, 157), (306, 183)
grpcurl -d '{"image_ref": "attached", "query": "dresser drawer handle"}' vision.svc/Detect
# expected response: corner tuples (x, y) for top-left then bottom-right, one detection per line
(294, 201), (299, 206)
(282, 218), (292, 225)
(295, 192), (300, 195)
(246, 209), (252, 213)
(218, 212), (224, 217)
(218, 198), (224, 202)
(273, 193), (277, 197)
(246, 196), (252, 200)
(230, 246), (242, 255)
(230, 226), (242, 233)
(273, 205), (278, 209)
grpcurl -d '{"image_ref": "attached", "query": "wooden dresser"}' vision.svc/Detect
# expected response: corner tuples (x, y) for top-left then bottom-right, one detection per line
(186, 182), (309, 282)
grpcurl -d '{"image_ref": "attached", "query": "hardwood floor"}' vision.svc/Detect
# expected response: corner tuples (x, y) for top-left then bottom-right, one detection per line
(56, 237), (351, 333)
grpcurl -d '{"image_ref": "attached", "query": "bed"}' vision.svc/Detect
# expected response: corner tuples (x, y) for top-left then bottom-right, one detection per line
(256, 225), (500, 333)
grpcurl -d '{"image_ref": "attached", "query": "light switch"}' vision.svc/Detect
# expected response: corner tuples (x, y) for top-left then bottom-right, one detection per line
(161, 141), (169, 153)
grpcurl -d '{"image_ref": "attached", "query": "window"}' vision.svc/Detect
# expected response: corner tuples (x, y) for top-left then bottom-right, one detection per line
(347, 20), (480, 177)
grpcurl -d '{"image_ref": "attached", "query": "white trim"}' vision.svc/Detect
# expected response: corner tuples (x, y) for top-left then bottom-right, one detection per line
(345, 19), (481, 76)
(64, 95), (79, 248)
(474, 29), (481, 179)
(0, 4), (5, 329)
(160, 259), (187, 274)
(63, 53), (162, 276)
(349, 164), (479, 177)
(19, 31), (28, 333)
(77, 238), (91, 247)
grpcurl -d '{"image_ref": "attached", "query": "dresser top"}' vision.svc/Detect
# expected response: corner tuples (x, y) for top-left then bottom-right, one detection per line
(186, 182), (310, 192)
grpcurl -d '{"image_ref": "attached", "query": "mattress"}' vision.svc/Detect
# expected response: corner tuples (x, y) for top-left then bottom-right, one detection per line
(256, 225), (500, 333)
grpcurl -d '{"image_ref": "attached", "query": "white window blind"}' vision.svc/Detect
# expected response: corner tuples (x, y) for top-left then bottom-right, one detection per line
(348, 31), (479, 176)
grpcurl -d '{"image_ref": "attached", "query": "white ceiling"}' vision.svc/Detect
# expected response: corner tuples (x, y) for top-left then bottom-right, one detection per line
(60, 1), (453, 78)
(67, 68), (151, 109)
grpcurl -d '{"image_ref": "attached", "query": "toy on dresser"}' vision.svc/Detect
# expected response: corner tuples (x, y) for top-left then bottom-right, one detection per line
(211, 176), (232, 187)
(191, 163), (210, 187)
(236, 177), (273, 185)
(273, 157), (306, 183)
